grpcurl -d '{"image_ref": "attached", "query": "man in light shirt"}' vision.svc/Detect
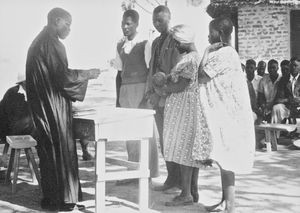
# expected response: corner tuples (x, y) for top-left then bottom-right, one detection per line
(257, 59), (281, 122)
(111, 9), (158, 183)
(246, 59), (262, 96)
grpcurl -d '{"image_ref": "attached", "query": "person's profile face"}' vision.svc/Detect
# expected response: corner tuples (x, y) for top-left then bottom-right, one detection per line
(56, 15), (72, 39)
(152, 11), (170, 33)
(268, 63), (278, 77)
(208, 25), (220, 44)
(290, 60), (300, 77)
(121, 17), (138, 39)
(281, 64), (290, 77)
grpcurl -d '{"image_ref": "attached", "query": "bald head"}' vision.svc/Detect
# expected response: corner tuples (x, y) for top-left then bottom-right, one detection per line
(47, 7), (71, 25)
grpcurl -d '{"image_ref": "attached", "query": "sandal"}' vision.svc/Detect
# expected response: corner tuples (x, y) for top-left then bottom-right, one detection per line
(165, 195), (193, 206)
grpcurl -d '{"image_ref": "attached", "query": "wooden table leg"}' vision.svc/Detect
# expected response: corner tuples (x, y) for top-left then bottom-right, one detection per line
(264, 130), (272, 152)
(270, 130), (278, 151)
(5, 148), (15, 184)
(96, 139), (106, 213)
(139, 138), (149, 212)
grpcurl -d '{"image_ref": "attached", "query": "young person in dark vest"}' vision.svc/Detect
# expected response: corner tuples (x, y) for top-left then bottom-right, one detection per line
(146, 5), (181, 192)
(111, 9), (158, 184)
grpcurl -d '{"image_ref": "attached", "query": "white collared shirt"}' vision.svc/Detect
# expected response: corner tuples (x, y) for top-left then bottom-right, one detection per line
(251, 74), (263, 96)
(18, 85), (27, 101)
(112, 33), (152, 70)
(290, 74), (300, 97)
(257, 74), (281, 104)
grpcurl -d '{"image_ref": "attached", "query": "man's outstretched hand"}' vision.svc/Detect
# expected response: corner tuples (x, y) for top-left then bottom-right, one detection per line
(89, 68), (101, 79)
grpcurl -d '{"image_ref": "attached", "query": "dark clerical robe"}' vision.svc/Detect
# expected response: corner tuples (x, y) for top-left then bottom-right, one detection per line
(26, 26), (92, 205)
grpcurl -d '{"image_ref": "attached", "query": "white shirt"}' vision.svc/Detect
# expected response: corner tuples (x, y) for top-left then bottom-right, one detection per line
(251, 74), (263, 96)
(18, 84), (27, 101)
(290, 74), (300, 97)
(112, 33), (151, 70)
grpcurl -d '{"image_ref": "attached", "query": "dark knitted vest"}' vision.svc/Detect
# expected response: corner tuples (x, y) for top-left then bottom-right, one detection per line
(117, 40), (148, 85)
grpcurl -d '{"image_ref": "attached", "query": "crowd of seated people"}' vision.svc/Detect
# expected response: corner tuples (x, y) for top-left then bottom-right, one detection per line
(244, 57), (300, 147)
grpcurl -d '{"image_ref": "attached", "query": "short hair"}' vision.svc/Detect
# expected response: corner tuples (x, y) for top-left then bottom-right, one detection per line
(210, 16), (233, 38)
(268, 59), (278, 66)
(153, 5), (171, 16)
(123, 9), (139, 23)
(246, 59), (256, 67)
(257, 60), (266, 67)
(290, 56), (300, 63)
(280, 59), (290, 67)
(47, 8), (71, 25)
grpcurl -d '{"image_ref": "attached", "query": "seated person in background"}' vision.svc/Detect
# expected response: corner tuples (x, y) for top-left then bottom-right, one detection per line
(271, 60), (292, 124)
(0, 73), (35, 140)
(257, 59), (281, 122)
(0, 73), (92, 162)
(245, 59), (261, 121)
(289, 57), (300, 123)
(246, 59), (262, 96)
(257, 60), (266, 77)
(0, 73), (35, 166)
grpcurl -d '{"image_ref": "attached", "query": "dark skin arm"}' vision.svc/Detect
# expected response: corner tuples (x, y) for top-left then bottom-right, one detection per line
(257, 92), (266, 109)
(115, 70), (122, 107)
(156, 76), (190, 94)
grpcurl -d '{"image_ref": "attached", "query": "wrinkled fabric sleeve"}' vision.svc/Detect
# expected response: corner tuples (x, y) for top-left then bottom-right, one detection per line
(203, 48), (232, 79)
(47, 40), (90, 102)
(171, 61), (194, 83)
(113, 48), (123, 71)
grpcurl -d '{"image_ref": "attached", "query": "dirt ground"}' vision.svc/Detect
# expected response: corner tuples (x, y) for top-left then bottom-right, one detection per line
(0, 137), (300, 213)
(1, 74), (300, 212)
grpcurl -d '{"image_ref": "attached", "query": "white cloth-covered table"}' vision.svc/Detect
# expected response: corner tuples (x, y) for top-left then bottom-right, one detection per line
(74, 107), (155, 212)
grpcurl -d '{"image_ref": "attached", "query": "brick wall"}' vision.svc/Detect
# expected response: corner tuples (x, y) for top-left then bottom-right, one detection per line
(238, 5), (293, 63)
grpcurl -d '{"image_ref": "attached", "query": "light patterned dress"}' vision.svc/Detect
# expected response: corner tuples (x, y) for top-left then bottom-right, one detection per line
(163, 51), (202, 168)
(193, 46), (255, 174)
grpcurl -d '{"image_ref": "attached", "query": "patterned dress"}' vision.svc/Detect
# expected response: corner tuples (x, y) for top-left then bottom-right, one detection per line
(163, 51), (202, 168)
(193, 46), (255, 174)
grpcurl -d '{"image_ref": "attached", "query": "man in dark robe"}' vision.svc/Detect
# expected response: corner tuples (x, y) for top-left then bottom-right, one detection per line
(26, 8), (100, 211)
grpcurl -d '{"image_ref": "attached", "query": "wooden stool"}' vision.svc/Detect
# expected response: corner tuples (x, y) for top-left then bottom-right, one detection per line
(5, 135), (41, 193)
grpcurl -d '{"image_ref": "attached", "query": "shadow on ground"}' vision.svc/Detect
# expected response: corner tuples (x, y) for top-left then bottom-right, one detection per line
(0, 137), (300, 213)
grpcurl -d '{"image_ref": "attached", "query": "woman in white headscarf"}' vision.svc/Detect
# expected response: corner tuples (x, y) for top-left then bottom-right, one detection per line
(155, 24), (204, 206)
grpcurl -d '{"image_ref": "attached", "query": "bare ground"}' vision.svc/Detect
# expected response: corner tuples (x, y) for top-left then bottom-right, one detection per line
(0, 138), (300, 213)
(1, 73), (300, 212)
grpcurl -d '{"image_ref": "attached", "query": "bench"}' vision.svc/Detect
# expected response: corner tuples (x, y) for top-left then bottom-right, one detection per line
(255, 123), (297, 151)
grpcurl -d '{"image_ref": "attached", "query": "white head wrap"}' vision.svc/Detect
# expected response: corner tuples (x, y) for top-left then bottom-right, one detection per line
(171, 24), (195, 44)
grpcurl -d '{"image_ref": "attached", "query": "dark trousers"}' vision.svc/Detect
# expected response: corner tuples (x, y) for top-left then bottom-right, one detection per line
(154, 106), (181, 187)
